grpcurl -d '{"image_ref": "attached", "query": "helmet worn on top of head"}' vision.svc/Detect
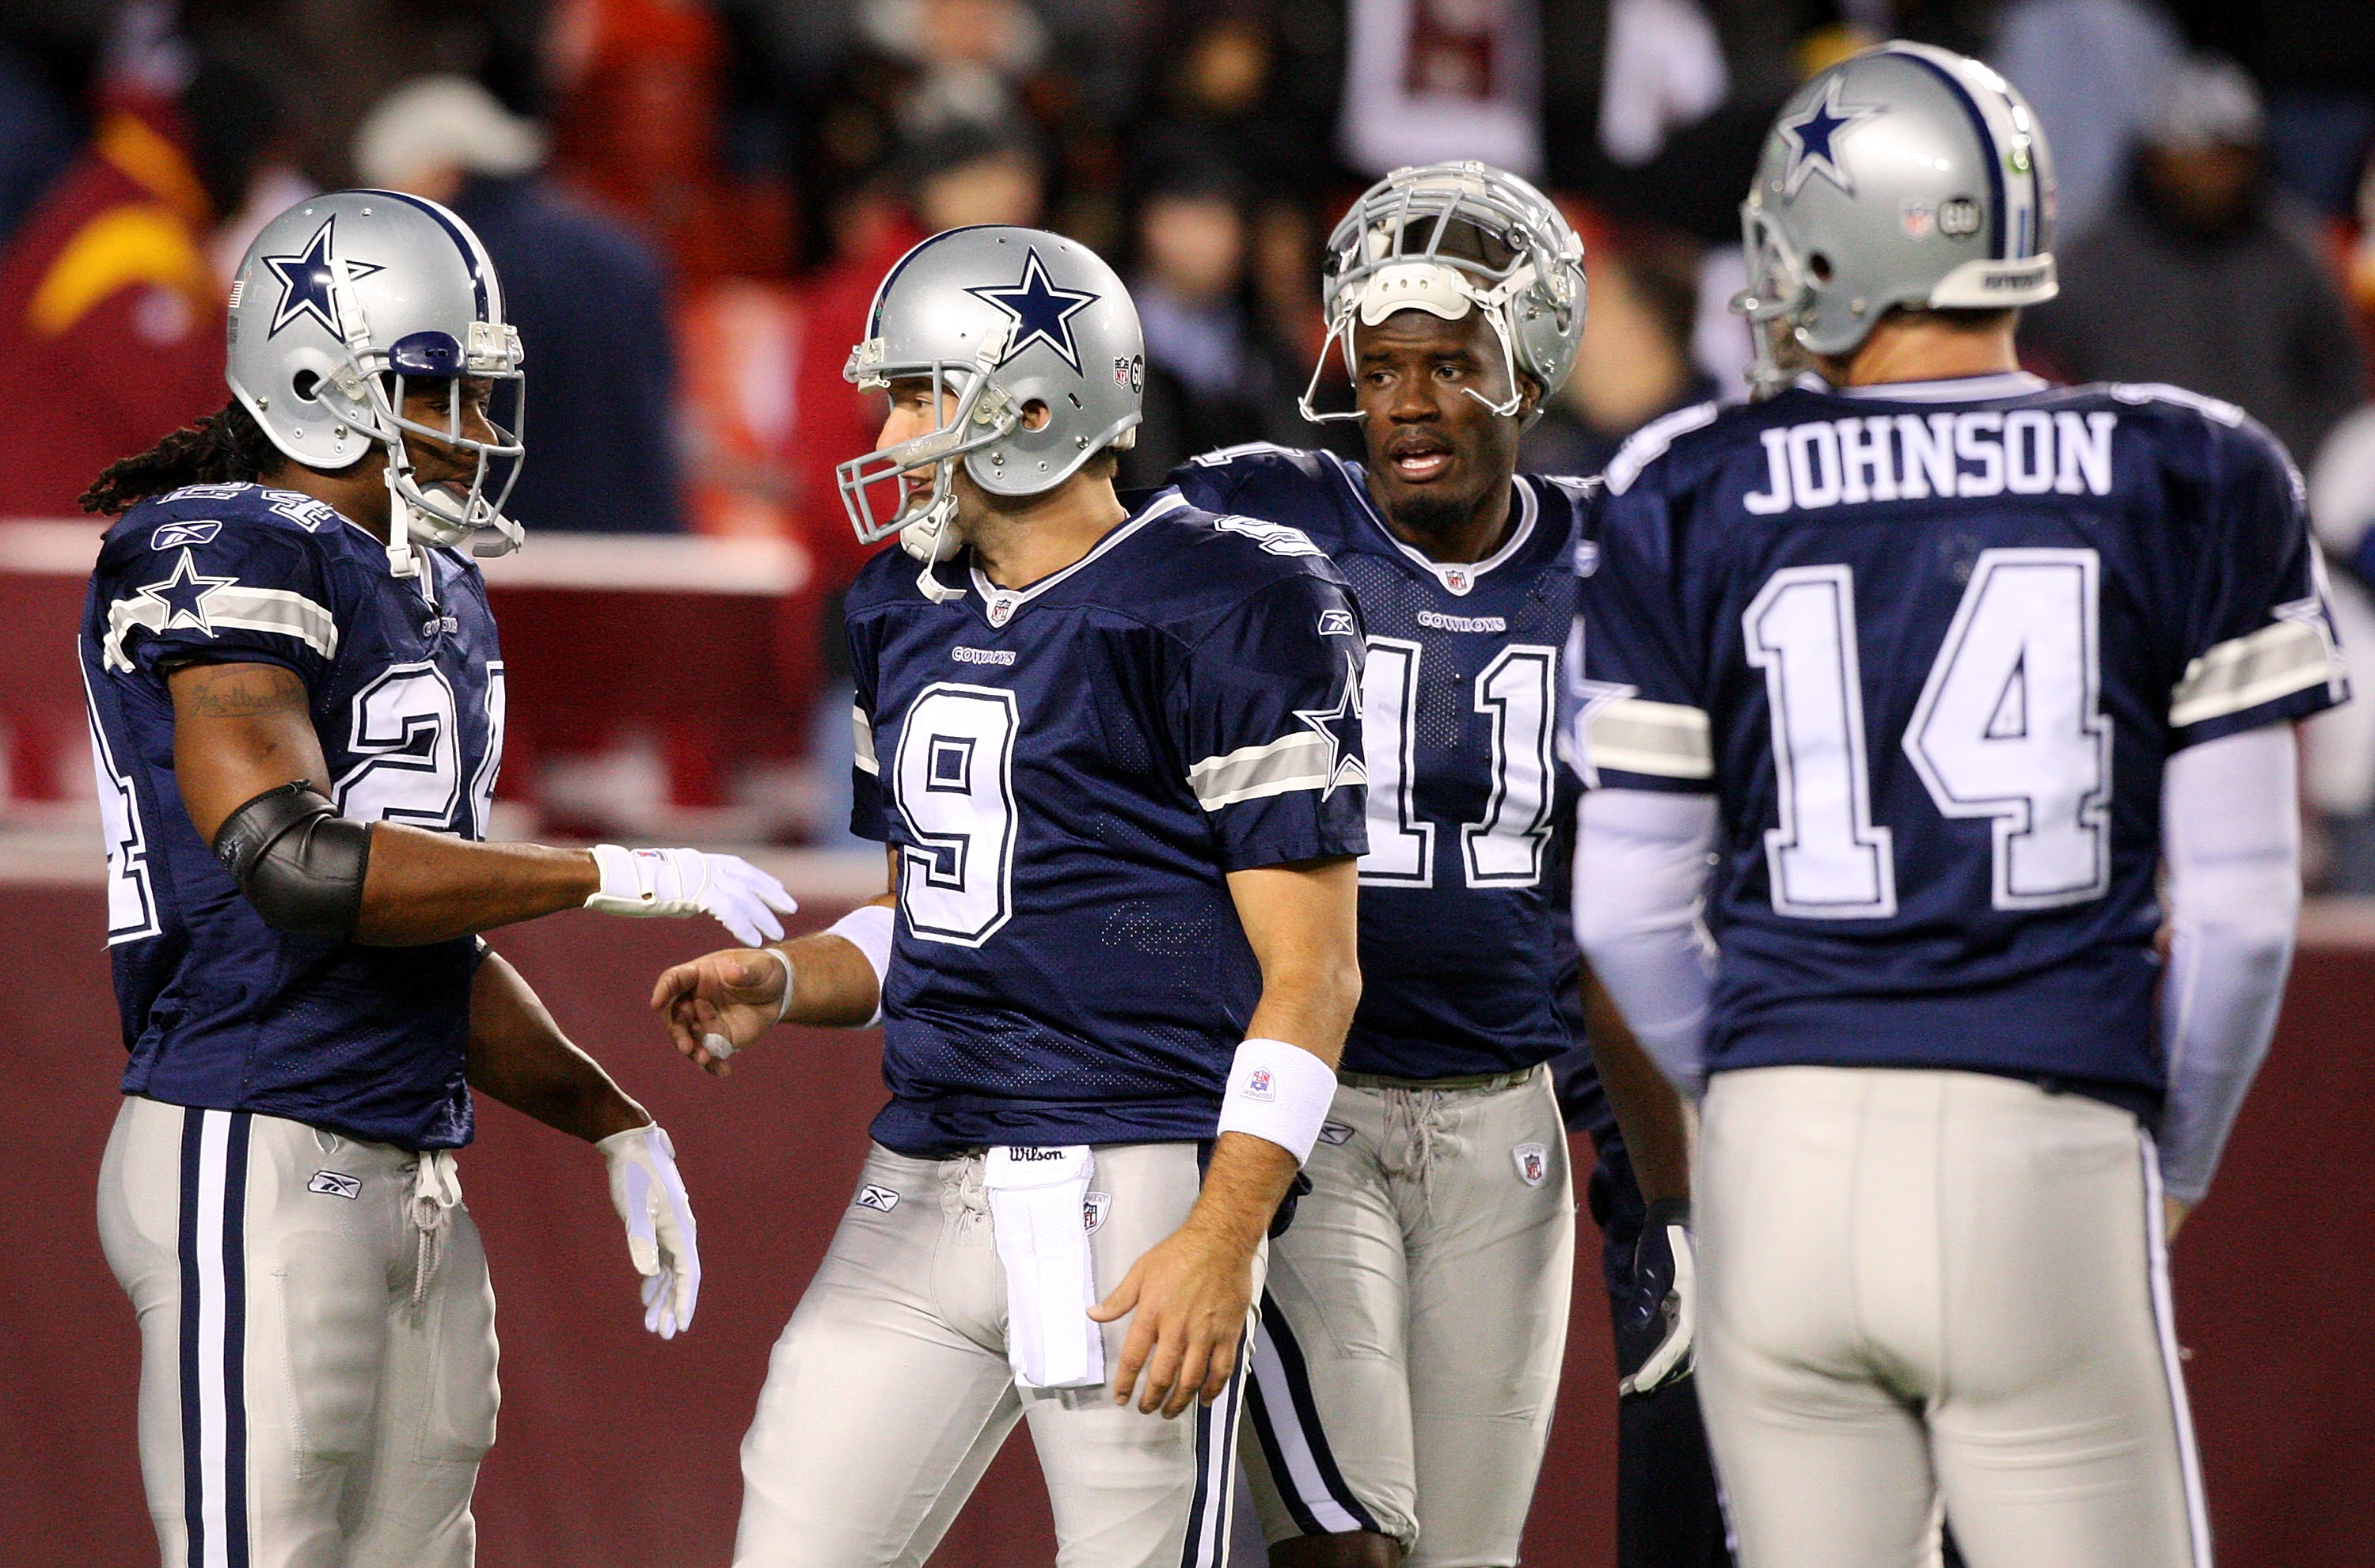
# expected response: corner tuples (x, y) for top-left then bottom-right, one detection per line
(1305, 161), (1586, 427)
(226, 190), (526, 578)
(838, 226), (1142, 592)
(1735, 43), (2058, 397)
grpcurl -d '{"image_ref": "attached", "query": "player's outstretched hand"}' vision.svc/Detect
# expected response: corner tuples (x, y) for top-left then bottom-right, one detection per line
(1617, 1197), (1696, 1396)
(651, 947), (788, 1076)
(1090, 1219), (1257, 1419)
(598, 1123), (701, 1338)
(587, 845), (798, 946)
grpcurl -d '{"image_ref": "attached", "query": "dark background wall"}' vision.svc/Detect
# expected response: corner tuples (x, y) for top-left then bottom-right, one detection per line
(4, 887), (2369, 1566)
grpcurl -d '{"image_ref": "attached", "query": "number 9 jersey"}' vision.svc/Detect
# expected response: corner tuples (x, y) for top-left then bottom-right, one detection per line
(79, 482), (505, 1151)
(1575, 374), (2349, 1099)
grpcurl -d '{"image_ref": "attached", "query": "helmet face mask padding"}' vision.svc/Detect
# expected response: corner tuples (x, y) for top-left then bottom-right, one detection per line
(226, 191), (526, 578)
(837, 227), (1144, 598)
(1306, 161), (1586, 430)
(1733, 44), (2058, 399)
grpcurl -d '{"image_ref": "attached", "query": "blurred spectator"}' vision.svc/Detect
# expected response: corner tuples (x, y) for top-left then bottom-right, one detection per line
(2172, 0), (2375, 220)
(545, 0), (791, 283)
(1523, 225), (1716, 474)
(1598, 0), (1729, 170)
(1990, 0), (2181, 242)
(2026, 55), (2367, 469)
(1123, 163), (1275, 480)
(1340, 0), (1544, 180)
(1132, 1), (1346, 196)
(0, 4), (221, 518)
(357, 74), (686, 534)
(0, 38), (86, 246)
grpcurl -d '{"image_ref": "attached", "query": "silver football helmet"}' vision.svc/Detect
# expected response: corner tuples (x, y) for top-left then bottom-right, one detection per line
(226, 190), (526, 578)
(1736, 43), (2058, 398)
(1305, 161), (1586, 426)
(838, 226), (1142, 595)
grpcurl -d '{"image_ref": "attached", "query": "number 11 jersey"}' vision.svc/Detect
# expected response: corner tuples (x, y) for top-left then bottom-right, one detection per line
(1577, 373), (2348, 1098)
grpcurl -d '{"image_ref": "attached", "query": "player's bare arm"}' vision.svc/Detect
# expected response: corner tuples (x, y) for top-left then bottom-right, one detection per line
(651, 845), (901, 1073)
(1582, 963), (1691, 1204)
(1092, 854), (1362, 1419)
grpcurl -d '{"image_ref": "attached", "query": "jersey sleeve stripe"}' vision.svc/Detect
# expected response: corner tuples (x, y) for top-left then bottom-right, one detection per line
(101, 587), (339, 672)
(1188, 731), (1336, 811)
(1587, 697), (1715, 780)
(2168, 617), (2338, 728)
(852, 704), (880, 776)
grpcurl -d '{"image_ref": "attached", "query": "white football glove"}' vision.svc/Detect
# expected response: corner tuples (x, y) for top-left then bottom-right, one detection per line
(587, 845), (796, 947)
(598, 1123), (701, 1338)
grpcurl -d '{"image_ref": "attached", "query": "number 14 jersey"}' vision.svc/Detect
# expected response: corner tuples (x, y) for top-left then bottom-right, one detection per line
(1578, 374), (2349, 1097)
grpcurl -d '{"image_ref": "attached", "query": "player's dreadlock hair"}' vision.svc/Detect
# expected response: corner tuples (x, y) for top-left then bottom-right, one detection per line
(79, 399), (281, 515)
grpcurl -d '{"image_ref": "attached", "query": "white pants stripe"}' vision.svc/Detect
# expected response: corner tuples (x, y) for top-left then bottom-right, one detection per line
(2138, 1134), (2215, 1568)
(180, 1107), (252, 1568)
(1245, 1301), (1374, 1536)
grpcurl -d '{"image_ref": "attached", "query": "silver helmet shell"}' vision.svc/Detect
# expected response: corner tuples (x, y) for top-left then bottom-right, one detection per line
(226, 190), (526, 575)
(1737, 43), (2058, 397)
(838, 226), (1142, 571)
(1305, 161), (1586, 426)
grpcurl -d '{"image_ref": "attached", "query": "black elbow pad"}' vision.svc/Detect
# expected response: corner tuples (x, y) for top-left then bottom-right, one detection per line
(211, 781), (371, 940)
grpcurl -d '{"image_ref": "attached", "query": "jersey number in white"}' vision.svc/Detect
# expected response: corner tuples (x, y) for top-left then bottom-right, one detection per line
(1746, 549), (2108, 919)
(332, 661), (506, 840)
(1359, 639), (1560, 888)
(894, 684), (1020, 947)
(83, 662), (160, 943)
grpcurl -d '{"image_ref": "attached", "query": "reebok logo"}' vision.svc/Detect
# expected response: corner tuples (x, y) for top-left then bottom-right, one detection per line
(1317, 609), (1356, 636)
(307, 1170), (362, 1200)
(856, 1184), (900, 1213)
(151, 521), (222, 550)
(1317, 1121), (1354, 1146)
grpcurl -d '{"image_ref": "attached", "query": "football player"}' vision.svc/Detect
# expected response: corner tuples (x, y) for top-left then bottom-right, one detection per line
(649, 225), (1369, 1567)
(81, 191), (795, 1568)
(1573, 44), (2345, 1568)
(1165, 164), (1711, 1568)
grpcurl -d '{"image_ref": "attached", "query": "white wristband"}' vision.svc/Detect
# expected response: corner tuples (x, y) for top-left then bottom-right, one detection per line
(762, 946), (794, 1023)
(1215, 1038), (1338, 1164)
(826, 904), (895, 1027)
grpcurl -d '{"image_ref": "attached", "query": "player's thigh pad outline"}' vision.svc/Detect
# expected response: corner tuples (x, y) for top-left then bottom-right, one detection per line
(735, 1141), (1251, 1568)
(1246, 1068), (1575, 1563)
(1695, 1066), (2210, 1568)
(97, 1095), (497, 1568)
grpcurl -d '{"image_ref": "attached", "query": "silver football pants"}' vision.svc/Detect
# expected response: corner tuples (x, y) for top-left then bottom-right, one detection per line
(97, 1094), (499, 1568)
(1697, 1065), (2210, 1568)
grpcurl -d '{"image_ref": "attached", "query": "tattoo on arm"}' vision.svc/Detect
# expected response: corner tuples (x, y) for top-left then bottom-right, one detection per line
(178, 662), (310, 719)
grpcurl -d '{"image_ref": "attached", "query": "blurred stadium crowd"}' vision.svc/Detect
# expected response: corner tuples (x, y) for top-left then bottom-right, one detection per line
(6, 0), (2375, 872)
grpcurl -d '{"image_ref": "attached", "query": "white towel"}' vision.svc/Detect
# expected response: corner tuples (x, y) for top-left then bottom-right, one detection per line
(984, 1145), (1104, 1390)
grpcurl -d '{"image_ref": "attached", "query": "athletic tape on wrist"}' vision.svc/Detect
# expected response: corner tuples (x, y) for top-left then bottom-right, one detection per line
(826, 904), (895, 1027)
(1215, 1038), (1338, 1164)
(761, 946), (795, 1024)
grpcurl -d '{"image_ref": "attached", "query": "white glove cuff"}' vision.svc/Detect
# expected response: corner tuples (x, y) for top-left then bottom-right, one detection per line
(1215, 1038), (1338, 1164)
(826, 904), (895, 1027)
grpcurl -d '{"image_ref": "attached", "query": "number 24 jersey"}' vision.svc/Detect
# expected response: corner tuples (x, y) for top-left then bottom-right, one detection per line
(80, 483), (504, 1151)
(1578, 374), (2348, 1097)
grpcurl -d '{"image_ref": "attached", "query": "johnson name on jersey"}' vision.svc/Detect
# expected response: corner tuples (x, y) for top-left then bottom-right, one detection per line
(1170, 442), (1594, 1081)
(80, 483), (506, 1150)
(847, 490), (1370, 1154)
(1578, 374), (2347, 1099)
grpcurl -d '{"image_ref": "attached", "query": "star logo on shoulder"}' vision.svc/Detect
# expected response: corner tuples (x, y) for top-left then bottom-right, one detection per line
(966, 248), (1097, 374)
(1294, 654), (1370, 799)
(1777, 78), (1883, 198)
(260, 216), (383, 339)
(135, 549), (238, 635)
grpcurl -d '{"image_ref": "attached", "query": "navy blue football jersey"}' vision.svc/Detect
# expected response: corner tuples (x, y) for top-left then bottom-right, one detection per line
(81, 483), (507, 1150)
(1168, 444), (1589, 1080)
(1578, 374), (2349, 1099)
(846, 491), (1370, 1154)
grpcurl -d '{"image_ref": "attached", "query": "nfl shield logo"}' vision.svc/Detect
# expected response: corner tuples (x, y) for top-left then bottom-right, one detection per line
(1442, 568), (1472, 595)
(989, 598), (1013, 626)
(1511, 1143), (1549, 1188)
(1083, 1192), (1111, 1234)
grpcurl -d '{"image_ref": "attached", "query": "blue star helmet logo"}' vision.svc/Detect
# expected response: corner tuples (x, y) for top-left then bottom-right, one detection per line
(965, 248), (1099, 375)
(1777, 78), (1884, 199)
(260, 216), (384, 339)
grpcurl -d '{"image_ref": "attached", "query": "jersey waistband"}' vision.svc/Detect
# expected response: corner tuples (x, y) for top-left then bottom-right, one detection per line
(1337, 1066), (1539, 1093)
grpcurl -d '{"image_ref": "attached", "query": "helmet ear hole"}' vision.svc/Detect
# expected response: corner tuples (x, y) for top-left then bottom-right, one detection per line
(1807, 253), (1835, 283)
(291, 370), (321, 402)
